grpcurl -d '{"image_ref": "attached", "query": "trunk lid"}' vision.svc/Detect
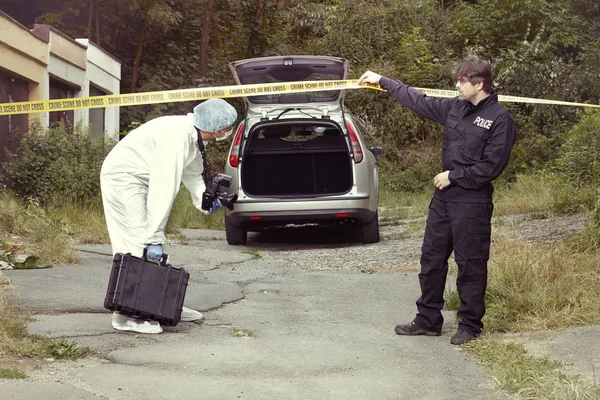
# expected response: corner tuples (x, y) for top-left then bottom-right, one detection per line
(229, 55), (349, 110)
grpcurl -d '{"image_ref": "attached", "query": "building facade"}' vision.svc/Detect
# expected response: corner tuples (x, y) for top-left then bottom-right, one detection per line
(0, 11), (121, 163)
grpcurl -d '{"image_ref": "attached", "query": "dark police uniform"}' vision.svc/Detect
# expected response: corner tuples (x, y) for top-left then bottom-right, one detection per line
(379, 77), (516, 336)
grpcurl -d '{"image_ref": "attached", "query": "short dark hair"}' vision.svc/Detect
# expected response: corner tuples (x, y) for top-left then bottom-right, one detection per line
(454, 57), (493, 93)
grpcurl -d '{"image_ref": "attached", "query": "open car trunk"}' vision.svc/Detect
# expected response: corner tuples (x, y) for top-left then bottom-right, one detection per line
(241, 120), (353, 197)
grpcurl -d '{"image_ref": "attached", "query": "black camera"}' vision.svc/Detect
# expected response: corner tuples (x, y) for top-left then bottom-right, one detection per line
(201, 173), (238, 211)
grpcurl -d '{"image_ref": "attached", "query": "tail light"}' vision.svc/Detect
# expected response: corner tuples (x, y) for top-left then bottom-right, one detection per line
(345, 119), (363, 163)
(228, 123), (245, 167)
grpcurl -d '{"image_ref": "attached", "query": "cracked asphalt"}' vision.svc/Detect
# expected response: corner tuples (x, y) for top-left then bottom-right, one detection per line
(1, 228), (512, 399)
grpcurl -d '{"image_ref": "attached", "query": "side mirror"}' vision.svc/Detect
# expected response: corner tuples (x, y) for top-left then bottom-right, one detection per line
(369, 146), (384, 157)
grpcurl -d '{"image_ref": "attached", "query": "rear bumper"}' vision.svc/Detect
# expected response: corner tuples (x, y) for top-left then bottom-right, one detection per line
(225, 197), (377, 229)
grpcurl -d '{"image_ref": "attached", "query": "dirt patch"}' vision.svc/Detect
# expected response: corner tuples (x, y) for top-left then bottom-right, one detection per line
(501, 213), (587, 242)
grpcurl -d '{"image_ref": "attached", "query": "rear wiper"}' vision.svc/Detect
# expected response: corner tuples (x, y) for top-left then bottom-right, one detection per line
(274, 108), (319, 120)
(274, 108), (294, 119)
(297, 108), (318, 118)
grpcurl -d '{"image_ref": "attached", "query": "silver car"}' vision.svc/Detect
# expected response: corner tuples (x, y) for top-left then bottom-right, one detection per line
(223, 55), (382, 245)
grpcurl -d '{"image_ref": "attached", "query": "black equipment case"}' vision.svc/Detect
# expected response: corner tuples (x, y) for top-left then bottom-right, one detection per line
(104, 252), (189, 326)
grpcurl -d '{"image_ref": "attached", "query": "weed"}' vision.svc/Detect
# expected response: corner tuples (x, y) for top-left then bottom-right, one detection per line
(47, 202), (109, 244)
(0, 368), (26, 379)
(232, 328), (253, 337)
(0, 289), (91, 378)
(27, 335), (92, 360)
(167, 187), (225, 232)
(476, 227), (600, 333)
(444, 290), (460, 311)
(242, 248), (262, 260)
(494, 172), (556, 216)
(465, 335), (600, 400)
(0, 192), (76, 265)
(378, 190), (431, 222)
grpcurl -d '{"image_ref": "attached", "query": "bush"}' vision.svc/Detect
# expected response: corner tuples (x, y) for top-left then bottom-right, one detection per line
(0, 192), (75, 264)
(1, 121), (115, 206)
(377, 142), (442, 193)
(553, 110), (600, 184)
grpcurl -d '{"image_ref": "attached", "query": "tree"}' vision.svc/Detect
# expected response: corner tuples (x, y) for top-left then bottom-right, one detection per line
(199, 0), (215, 77)
(245, 0), (265, 58)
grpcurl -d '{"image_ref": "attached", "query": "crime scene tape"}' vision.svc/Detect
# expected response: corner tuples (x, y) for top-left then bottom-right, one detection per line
(0, 79), (598, 116)
(415, 87), (600, 108)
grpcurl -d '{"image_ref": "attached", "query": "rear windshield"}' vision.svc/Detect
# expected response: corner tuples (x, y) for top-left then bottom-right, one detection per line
(240, 73), (342, 104)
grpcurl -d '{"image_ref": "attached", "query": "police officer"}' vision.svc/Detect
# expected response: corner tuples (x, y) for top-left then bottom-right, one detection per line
(358, 57), (516, 345)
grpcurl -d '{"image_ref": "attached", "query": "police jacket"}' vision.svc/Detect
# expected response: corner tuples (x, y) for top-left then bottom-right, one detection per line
(379, 77), (516, 203)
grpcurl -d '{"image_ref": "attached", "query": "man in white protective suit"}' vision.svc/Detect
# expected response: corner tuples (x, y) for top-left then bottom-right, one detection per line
(100, 98), (238, 334)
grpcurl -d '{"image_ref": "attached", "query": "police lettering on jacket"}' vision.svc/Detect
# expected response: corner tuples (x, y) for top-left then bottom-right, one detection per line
(473, 116), (493, 130)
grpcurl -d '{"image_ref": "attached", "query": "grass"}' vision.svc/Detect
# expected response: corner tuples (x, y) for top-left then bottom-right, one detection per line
(0, 193), (76, 265)
(494, 172), (596, 216)
(166, 187), (226, 232)
(47, 201), (109, 245)
(493, 173), (558, 216)
(0, 368), (27, 379)
(232, 327), (253, 337)
(242, 248), (262, 259)
(478, 227), (600, 333)
(464, 336), (600, 400)
(378, 189), (431, 222)
(0, 288), (92, 377)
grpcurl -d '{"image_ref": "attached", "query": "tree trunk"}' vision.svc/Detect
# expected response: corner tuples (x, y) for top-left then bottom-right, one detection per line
(95, 0), (101, 46)
(199, 0), (215, 77)
(246, 0), (265, 58)
(87, 0), (94, 37)
(110, 25), (120, 52)
(130, 19), (147, 93)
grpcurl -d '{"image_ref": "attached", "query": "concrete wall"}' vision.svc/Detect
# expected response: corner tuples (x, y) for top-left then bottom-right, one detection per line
(76, 39), (121, 139)
(34, 24), (87, 127)
(0, 12), (48, 126)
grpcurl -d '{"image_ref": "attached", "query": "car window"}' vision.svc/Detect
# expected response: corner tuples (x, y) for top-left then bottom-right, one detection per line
(241, 73), (342, 104)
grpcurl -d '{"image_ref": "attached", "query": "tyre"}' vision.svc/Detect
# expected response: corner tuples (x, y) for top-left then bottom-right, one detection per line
(361, 211), (380, 244)
(225, 216), (247, 245)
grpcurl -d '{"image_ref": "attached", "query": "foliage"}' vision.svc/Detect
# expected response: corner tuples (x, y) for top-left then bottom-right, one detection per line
(553, 111), (600, 184)
(27, 335), (93, 360)
(1, 122), (114, 206)
(13, 0), (598, 178)
(0, 191), (76, 264)
(0, 369), (27, 379)
(486, 227), (600, 332)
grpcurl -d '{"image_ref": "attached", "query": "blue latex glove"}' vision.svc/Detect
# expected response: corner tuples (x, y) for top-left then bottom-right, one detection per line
(146, 244), (163, 261)
(208, 198), (223, 214)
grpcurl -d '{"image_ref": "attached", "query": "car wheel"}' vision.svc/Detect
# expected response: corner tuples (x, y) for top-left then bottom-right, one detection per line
(225, 216), (247, 245)
(361, 211), (380, 244)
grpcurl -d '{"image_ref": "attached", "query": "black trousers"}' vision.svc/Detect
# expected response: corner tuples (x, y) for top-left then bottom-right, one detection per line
(413, 198), (493, 335)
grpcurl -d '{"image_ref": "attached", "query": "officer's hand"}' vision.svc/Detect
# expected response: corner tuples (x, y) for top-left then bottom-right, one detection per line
(433, 171), (451, 190)
(358, 71), (382, 85)
(208, 198), (223, 214)
(146, 244), (163, 261)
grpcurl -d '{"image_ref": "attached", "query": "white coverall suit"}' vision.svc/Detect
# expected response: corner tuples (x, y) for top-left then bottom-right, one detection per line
(101, 114), (206, 256)
(101, 114), (206, 332)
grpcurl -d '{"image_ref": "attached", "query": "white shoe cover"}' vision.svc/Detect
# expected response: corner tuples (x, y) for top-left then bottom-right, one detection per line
(181, 306), (203, 322)
(112, 312), (163, 334)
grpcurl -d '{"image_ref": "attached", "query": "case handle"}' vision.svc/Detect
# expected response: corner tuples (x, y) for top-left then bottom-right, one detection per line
(142, 247), (169, 266)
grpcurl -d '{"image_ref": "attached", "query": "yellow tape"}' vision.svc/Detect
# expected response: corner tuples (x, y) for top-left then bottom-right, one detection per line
(416, 87), (600, 108)
(0, 79), (598, 116)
